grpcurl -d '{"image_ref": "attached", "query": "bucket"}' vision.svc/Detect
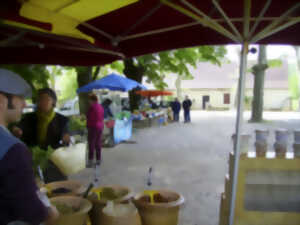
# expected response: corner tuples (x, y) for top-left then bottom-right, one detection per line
(275, 129), (289, 144)
(294, 129), (300, 143)
(50, 196), (92, 225)
(45, 180), (85, 198)
(133, 190), (184, 225)
(255, 141), (267, 157)
(255, 129), (269, 142)
(100, 201), (142, 225)
(88, 186), (133, 225)
(231, 134), (251, 154)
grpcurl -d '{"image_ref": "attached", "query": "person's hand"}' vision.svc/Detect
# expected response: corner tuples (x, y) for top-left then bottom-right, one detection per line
(12, 126), (23, 138)
(45, 205), (59, 225)
(62, 133), (71, 145)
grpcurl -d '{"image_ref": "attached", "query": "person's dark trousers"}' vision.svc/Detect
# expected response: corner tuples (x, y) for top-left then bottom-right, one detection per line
(88, 127), (103, 161)
(173, 112), (179, 122)
(184, 109), (191, 123)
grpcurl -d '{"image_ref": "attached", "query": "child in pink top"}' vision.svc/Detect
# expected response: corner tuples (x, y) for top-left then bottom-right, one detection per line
(86, 94), (104, 166)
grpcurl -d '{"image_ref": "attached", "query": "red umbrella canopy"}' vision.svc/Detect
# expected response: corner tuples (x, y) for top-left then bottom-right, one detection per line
(1, 0), (300, 66)
(136, 90), (173, 97)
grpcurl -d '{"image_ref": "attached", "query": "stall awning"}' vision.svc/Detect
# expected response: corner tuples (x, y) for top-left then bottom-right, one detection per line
(1, 0), (300, 66)
(77, 73), (146, 93)
(136, 90), (173, 97)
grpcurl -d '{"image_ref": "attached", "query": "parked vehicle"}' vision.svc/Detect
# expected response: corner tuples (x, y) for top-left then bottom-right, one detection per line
(58, 97), (80, 116)
(23, 104), (36, 113)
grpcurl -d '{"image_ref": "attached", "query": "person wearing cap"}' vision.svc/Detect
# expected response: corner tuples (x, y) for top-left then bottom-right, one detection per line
(12, 88), (70, 182)
(0, 69), (58, 225)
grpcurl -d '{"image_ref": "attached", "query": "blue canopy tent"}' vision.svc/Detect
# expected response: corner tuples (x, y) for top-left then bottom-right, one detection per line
(77, 73), (146, 145)
(77, 73), (146, 93)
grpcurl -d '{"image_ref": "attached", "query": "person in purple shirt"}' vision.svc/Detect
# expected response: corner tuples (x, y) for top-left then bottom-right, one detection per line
(0, 69), (58, 225)
(86, 94), (104, 167)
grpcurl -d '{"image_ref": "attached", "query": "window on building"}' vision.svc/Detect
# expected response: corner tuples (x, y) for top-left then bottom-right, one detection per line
(224, 93), (230, 104)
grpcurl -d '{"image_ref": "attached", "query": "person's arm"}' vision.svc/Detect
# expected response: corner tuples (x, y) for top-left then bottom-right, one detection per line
(0, 143), (50, 225)
(45, 206), (59, 225)
(10, 113), (29, 138)
(99, 105), (105, 122)
(86, 105), (94, 124)
(11, 125), (23, 138)
(108, 107), (113, 118)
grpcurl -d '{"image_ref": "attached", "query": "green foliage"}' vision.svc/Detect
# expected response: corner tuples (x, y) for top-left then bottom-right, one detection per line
(110, 61), (125, 74)
(69, 116), (86, 132)
(0, 64), (50, 100)
(244, 96), (253, 105)
(244, 96), (253, 110)
(57, 68), (78, 102)
(127, 46), (227, 89)
(48, 65), (63, 89)
(248, 59), (282, 74)
(288, 74), (299, 99)
(267, 59), (282, 68)
(92, 62), (125, 79)
(288, 63), (300, 103)
(29, 145), (54, 174)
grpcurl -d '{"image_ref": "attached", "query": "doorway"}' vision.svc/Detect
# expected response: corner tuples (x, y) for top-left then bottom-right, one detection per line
(202, 95), (210, 109)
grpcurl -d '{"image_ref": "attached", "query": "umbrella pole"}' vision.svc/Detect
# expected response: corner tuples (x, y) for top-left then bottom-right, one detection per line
(229, 42), (248, 225)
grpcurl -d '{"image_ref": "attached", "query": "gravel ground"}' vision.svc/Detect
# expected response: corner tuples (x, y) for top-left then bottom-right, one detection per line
(71, 110), (300, 225)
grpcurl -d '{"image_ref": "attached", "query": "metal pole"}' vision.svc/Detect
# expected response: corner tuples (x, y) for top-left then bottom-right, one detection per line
(161, 0), (240, 43)
(212, 0), (243, 41)
(248, 0), (272, 38)
(228, 42), (248, 225)
(243, 0), (251, 39)
(251, 3), (300, 43)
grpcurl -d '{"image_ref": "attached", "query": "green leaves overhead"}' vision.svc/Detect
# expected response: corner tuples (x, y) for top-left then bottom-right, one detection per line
(267, 59), (282, 68)
(0, 64), (50, 100)
(122, 45), (227, 89)
(110, 61), (125, 74)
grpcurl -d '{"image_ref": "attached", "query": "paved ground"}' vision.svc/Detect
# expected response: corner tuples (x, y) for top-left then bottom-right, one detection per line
(71, 111), (300, 225)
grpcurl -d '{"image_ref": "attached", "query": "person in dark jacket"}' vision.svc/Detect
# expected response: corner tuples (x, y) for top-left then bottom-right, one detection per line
(102, 98), (113, 119)
(0, 69), (58, 225)
(12, 88), (70, 183)
(182, 95), (192, 123)
(171, 98), (181, 122)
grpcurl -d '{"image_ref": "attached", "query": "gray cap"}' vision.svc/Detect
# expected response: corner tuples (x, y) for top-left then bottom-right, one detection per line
(0, 69), (32, 98)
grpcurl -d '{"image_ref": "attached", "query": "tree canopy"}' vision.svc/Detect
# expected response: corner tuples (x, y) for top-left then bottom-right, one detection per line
(0, 64), (50, 101)
(121, 46), (227, 90)
(1, 45), (227, 111)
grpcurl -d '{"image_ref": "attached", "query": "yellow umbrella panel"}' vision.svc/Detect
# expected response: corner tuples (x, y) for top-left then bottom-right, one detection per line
(4, 0), (138, 43)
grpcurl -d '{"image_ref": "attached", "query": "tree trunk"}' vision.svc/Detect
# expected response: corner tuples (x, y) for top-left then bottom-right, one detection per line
(123, 58), (144, 111)
(93, 66), (101, 81)
(251, 45), (268, 122)
(294, 46), (300, 71)
(76, 67), (93, 115)
(27, 80), (38, 103)
(175, 76), (182, 100)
